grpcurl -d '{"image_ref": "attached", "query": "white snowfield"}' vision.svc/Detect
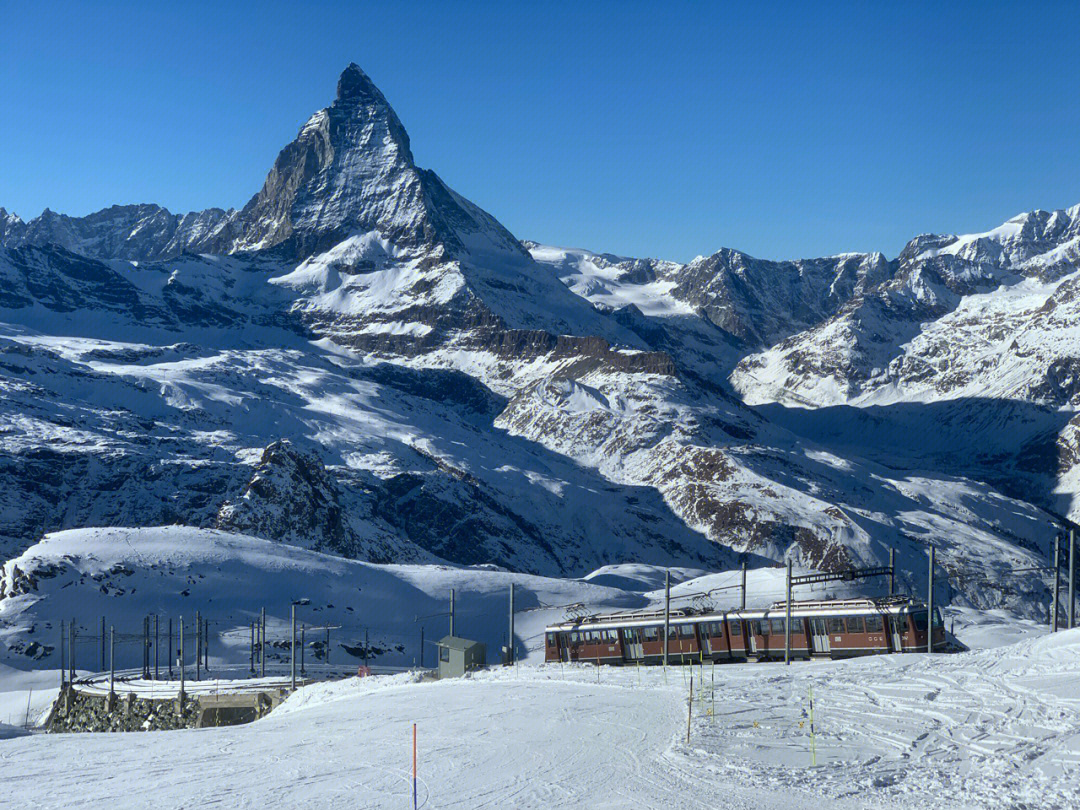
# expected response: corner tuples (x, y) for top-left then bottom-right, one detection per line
(3, 631), (1078, 809)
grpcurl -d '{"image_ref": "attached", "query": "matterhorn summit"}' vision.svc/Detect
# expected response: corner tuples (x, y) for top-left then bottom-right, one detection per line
(231, 63), (523, 261)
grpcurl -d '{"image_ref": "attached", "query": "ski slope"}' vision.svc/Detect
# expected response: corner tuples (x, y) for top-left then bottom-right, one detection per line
(2, 630), (1078, 809)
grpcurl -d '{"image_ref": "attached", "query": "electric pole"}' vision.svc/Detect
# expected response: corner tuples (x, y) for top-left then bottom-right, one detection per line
(785, 560), (793, 665)
(888, 548), (895, 596)
(508, 583), (515, 665)
(663, 569), (671, 669)
(1052, 535), (1061, 632)
(740, 561), (747, 610)
(927, 544), (936, 654)
(1070, 529), (1076, 630)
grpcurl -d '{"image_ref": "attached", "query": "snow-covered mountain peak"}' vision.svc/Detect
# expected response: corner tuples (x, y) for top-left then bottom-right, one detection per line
(899, 204), (1080, 276)
(336, 62), (399, 109)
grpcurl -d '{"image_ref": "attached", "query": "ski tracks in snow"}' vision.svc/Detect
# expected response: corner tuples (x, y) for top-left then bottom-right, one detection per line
(2, 642), (1079, 809)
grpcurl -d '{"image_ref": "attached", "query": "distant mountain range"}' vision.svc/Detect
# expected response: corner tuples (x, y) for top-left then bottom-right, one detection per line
(1, 63), (1073, 620)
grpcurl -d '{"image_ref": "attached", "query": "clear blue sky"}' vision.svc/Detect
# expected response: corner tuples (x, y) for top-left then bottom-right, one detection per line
(3, 1), (1079, 263)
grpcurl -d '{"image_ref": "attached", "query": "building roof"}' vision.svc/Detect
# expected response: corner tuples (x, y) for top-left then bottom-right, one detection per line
(437, 635), (483, 651)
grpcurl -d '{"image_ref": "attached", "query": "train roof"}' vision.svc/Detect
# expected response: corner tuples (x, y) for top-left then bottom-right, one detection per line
(545, 596), (927, 632)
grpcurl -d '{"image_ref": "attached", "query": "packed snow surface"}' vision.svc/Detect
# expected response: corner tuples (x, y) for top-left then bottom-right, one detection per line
(2, 630), (1078, 809)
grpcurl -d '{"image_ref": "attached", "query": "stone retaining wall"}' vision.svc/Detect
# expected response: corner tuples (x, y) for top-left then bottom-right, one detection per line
(46, 686), (283, 733)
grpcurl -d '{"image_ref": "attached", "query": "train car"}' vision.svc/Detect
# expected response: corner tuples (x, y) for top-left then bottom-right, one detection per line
(544, 597), (946, 664)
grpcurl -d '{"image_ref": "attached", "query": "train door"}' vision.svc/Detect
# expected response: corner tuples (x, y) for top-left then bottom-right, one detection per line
(809, 617), (830, 654)
(622, 628), (644, 662)
(562, 633), (572, 662)
(746, 621), (758, 655)
(889, 616), (904, 652)
(700, 623), (713, 656)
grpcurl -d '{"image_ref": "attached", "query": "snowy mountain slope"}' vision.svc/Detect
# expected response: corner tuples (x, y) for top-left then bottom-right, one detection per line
(529, 242), (895, 364)
(0, 63), (1067, 623)
(728, 205), (1080, 519)
(732, 205), (1080, 408)
(0, 315), (726, 574)
(0, 527), (647, 672)
(495, 370), (1055, 614)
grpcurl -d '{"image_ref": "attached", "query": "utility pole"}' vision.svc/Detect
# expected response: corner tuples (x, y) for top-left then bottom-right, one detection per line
(663, 569), (671, 669)
(142, 616), (149, 679)
(250, 622), (256, 675)
(1052, 536), (1061, 632)
(203, 618), (210, 672)
(449, 589), (455, 637)
(59, 621), (65, 687)
(927, 545), (936, 654)
(69, 618), (75, 683)
(178, 618), (185, 698)
(101, 616), (106, 671)
(109, 626), (115, 698)
(168, 618), (174, 679)
(301, 625), (306, 676)
(888, 548), (895, 596)
(291, 604), (297, 691)
(260, 607), (266, 678)
(508, 583), (515, 665)
(195, 611), (201, 681)
(154, 615), (159, 681)
(1070, 528), (1077, 630)
(785, 560), (793, 666)
(740, 561), (747, 610)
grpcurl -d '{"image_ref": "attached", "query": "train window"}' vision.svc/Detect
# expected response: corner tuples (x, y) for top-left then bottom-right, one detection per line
(846, 617), (865, 634)
(789, 618), (803, 635)
(711, 622), (725, 636)
(643, 627), (659, 641)
(602, 630), (618, 641)
(623, 629), (636, 642)
(570, 632), (581, 643)
(679, 625), (695, 638)
(770, 619), (786, 634)
(753, 620), (768, 636)
(728, 621), (742, 636)
(912, 613), (929, 631)
(932, 608), (943, 628)
(865, 615), (883, 632)
(546, 633), (556, 645)
(827, 617), (845, 634)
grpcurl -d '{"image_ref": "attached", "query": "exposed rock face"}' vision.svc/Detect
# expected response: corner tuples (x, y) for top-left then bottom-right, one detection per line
(216, 440), (364, 557)
(0, 204), (239, 262)
(733, 205), (1080, 407)
(231, 64), (524, 262)
(669, 249), (895, 347)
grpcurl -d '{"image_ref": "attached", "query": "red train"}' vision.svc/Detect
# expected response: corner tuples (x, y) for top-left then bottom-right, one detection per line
(545, 597), (946, 664)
